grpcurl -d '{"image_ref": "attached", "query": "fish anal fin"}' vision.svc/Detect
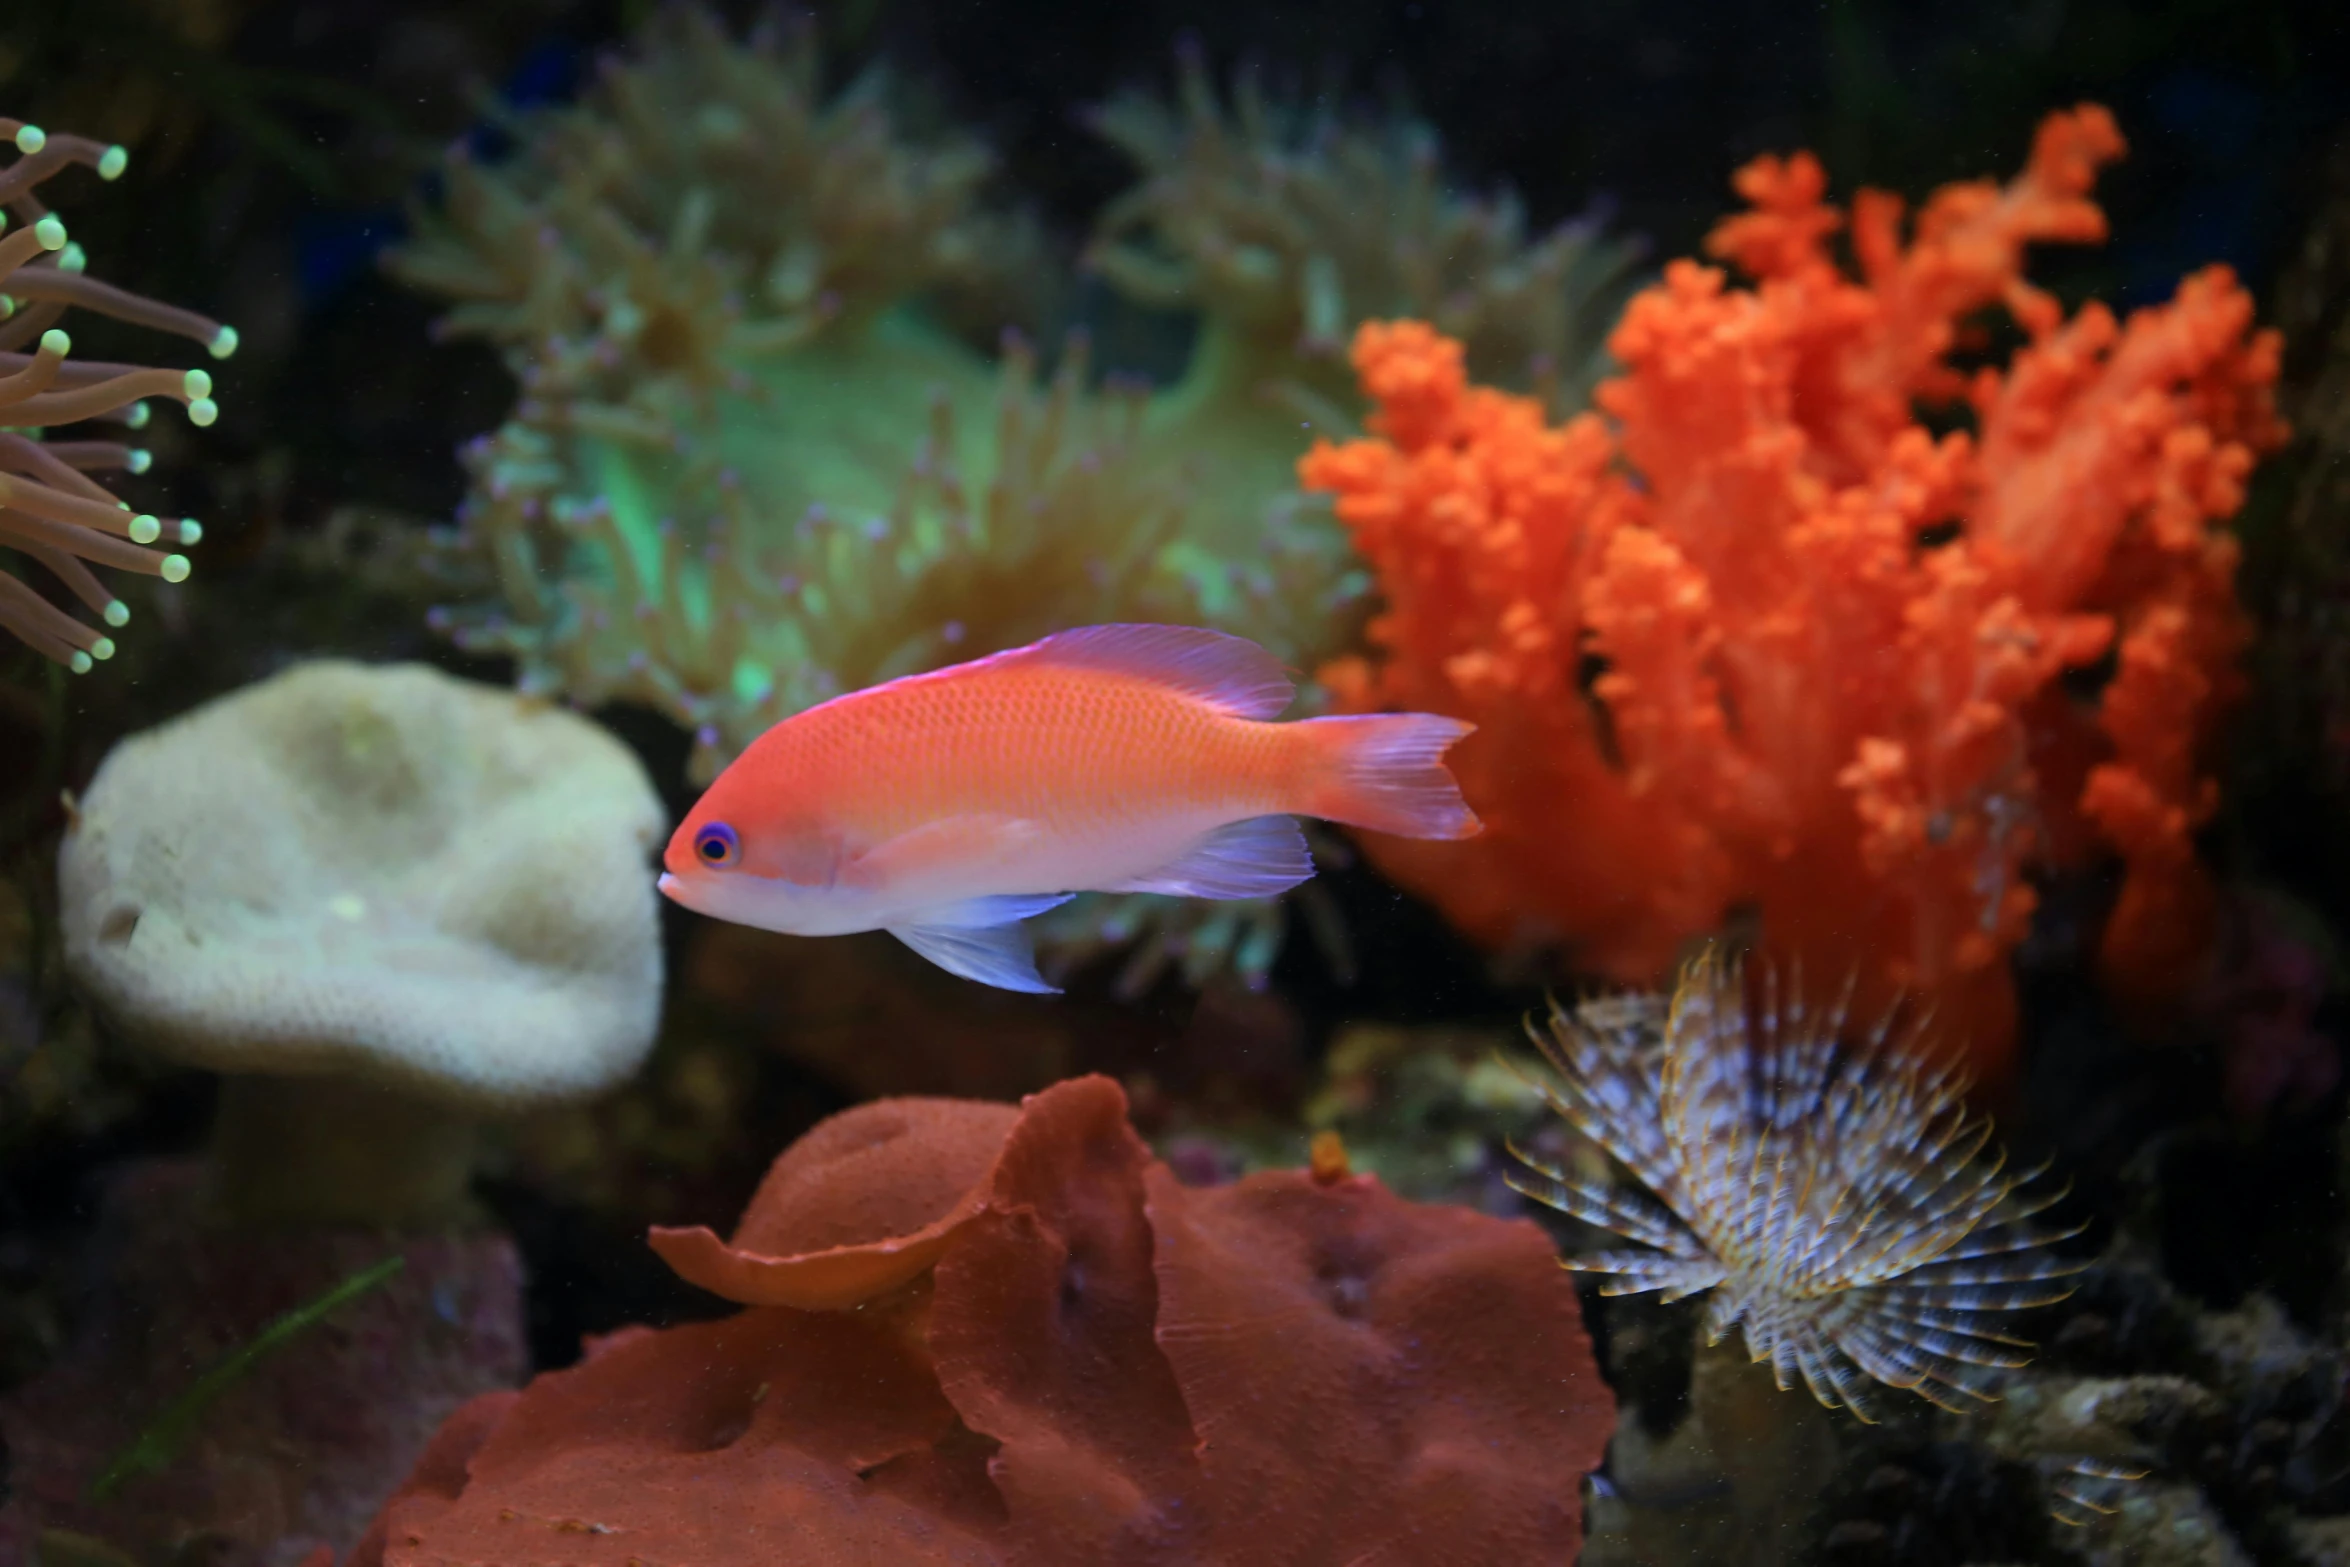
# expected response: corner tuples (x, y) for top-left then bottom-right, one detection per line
(890, 919), (1060, 994)
(912, 892), (1077, 928)
(1104, 815), (1315, 900)
(842, 814), (1045, 891)
(1009, 624), (1294, 719)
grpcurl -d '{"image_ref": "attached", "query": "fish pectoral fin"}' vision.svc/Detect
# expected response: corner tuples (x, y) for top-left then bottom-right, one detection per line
(1103, 815), (1315, 900)
(841, 814), (1046, 890)
(889, 916), (1062, 994)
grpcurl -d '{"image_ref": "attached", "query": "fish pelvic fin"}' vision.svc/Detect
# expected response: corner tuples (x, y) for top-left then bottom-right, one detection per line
(1104, 815), (1315, 900)
(1297, 713), (1482, 840)
(888, 895), (1073, 993)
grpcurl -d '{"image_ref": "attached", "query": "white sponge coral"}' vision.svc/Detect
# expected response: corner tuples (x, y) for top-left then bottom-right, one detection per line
(58, 661), (667, 1222)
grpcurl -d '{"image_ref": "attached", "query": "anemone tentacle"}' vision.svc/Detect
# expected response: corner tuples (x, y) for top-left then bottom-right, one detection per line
(0, 118), (229, 668)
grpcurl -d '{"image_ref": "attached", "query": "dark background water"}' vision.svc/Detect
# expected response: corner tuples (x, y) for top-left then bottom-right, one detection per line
(4, 11), (2350, 1564)
(6, 0), (2345, 537)
(5, 0), (2349, 1398)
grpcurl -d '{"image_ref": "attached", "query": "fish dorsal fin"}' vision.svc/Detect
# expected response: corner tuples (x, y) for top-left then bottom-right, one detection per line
(1003, 624), (1295, 719)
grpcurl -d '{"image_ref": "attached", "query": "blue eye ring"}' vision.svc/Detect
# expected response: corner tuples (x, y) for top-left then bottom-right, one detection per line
(693, 821), (740, 868)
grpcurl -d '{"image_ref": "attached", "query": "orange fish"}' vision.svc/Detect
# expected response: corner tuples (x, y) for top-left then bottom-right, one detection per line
(658, 624), (1480, 992)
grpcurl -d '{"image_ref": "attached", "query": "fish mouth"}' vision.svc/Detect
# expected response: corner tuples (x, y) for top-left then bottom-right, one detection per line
(651, 864), (886, 938)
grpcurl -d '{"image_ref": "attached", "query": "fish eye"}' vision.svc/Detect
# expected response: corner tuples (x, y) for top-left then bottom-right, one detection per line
(693, 822), (740, 868)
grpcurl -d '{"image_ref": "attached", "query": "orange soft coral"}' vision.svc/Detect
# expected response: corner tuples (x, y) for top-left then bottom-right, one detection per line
(1302, 107), (2283, 1075)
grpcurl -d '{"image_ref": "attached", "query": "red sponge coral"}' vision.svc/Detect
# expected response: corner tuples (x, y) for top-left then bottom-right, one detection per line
(359, 1077), (1614, 1566)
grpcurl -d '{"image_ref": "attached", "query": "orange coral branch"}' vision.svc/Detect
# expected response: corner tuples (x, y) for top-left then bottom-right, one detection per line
(1303, 106), (2283, 1077)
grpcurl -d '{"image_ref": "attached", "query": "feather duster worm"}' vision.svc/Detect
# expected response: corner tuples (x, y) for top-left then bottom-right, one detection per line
(1303, 108), (2283, 1070)
(1508, 957), (2150, 1526)
(0, 119), (232, 667)
(1509, 953), (2081, 1422)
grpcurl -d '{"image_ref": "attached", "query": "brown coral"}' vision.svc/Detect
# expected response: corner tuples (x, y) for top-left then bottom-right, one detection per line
(363, 1076), (1615, 1566)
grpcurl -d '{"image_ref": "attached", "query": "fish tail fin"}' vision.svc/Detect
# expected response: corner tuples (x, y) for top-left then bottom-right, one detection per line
(1296, 713), (1482, 840)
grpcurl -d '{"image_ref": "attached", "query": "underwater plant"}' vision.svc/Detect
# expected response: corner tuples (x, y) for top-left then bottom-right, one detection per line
(1508, 952), (2081, 1422)
(0, 1152), (528, 1566)
(389, 6), (1633, 988)
(358, 1076), (1615, 1565)
(0, 117), (232, 668)
(1303, 107), (2284, 1069)
(86, 1254), (405, 1503)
